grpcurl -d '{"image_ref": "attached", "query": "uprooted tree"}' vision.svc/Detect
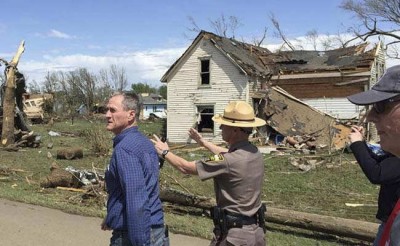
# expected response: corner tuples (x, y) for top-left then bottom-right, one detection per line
(1, 41), (26, 147)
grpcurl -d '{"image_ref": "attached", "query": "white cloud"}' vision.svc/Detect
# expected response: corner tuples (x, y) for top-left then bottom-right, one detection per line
(47, 29), (76, 39)
(265, 32), (359, 51)
(19, 47), (185, 88)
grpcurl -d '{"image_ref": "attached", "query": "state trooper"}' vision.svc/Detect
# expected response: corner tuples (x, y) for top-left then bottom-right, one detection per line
(152, 101), (267, 246)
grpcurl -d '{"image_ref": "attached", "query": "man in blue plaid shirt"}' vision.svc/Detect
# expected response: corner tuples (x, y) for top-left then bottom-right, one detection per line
(101, 92), (168, 246)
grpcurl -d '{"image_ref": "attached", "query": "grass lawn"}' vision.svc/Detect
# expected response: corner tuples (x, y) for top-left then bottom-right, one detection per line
(0, 117), (378, 245)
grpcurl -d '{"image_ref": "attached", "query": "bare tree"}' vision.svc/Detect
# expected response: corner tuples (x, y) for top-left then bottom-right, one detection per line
(186, 14), (243, 39)
(27, 80), (41, 93)
(77, 68), (96, 111)
(250, 27), (268, 47)
(341, 0), (400, 57)
(43, 71), (59, 93)
(186, 16), (201, 35)
(186, 14), (271, 46)
(269, 13), (296, 51)
(97, 68), (114, 103)
(208, 14), (242, 38)
(306, 29), (319, 50)
(109, 64), (128, 92)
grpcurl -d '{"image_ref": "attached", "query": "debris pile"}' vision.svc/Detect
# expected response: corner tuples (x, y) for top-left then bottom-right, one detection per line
(254, 86), (352, 153)
(40, 163), (104, 188)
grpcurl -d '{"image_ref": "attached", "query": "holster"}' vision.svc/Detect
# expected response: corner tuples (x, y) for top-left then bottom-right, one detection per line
(256, 203), (267, 233)
(210, 206), (227, 234)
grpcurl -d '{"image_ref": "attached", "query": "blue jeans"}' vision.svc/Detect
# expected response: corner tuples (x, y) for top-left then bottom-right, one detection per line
(110, 225), (169, 246)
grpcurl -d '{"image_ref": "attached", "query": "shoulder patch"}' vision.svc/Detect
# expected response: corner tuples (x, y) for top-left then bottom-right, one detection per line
(205, 154), (225, 162)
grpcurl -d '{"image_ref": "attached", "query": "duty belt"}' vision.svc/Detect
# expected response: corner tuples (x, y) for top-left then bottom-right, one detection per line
(210, 204), (266, 234)
(225, 212), (257, 228)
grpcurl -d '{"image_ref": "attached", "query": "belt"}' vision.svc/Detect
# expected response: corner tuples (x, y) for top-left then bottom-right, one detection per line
(225, 213), (257, 229)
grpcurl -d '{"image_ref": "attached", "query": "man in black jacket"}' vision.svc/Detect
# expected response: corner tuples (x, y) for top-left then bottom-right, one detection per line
(348, 65), (400, 245)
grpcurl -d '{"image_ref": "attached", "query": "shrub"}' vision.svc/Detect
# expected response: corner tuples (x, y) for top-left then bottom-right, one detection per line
(83, 127), (112, 156)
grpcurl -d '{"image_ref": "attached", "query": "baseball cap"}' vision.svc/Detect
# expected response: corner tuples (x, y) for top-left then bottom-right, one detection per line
(347, 65), (400, 105)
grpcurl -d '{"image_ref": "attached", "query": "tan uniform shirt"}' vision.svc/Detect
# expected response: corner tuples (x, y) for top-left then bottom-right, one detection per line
(196, 140), (264, 217)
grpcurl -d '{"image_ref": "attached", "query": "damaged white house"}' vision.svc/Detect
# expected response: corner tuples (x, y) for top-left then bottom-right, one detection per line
(161, 30), (386, 145)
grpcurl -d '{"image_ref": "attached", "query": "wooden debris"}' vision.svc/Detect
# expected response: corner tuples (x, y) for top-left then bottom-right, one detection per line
(56, 186), (86, 193)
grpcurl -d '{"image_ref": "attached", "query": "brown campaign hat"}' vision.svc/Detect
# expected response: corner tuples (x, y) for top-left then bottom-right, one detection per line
(212, 101), (266, 127)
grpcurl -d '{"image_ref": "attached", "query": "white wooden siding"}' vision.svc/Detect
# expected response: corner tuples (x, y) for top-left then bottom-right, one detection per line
(166, 38), (249, 143)
(302, 98), (362, 119)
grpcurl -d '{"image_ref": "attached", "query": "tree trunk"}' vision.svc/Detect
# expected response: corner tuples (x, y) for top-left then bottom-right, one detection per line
(1, 41), (25, 147)
(1, 86), (16, 146)
(266, 207), (378, 242)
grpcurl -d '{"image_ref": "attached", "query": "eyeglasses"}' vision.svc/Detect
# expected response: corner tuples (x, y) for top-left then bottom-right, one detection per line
(372, 97), (400, 114)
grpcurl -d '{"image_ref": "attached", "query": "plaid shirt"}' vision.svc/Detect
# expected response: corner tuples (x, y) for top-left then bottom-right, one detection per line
(105, 126), (164, 245)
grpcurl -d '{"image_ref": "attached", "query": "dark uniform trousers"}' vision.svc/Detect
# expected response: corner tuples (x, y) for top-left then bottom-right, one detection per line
(210, 225), (266, 246)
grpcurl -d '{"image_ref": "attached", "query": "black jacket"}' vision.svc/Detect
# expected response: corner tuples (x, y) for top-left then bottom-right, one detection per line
(350, 141), (400, 222)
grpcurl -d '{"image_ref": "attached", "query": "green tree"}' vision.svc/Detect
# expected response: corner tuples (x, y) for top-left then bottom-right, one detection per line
(158, 85), (167, 99)
(131, 82), (157, 94)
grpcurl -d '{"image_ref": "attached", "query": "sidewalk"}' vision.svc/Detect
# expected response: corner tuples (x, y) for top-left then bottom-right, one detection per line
(0, 198), (209, 246)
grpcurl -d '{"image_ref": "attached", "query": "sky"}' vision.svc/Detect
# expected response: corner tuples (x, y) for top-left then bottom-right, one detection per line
(0, 0), (390, 90)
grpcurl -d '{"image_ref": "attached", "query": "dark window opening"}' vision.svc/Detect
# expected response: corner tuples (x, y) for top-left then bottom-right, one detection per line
(197, 106), (214, 133)
(200, 59), (210, 85)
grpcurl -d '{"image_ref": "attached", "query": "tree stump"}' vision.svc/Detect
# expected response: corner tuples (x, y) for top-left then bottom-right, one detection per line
(56, 148), (83, 160)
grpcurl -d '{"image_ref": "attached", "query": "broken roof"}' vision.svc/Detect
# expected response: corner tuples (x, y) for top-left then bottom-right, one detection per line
(161, 30), (379, 82)
(161, 30), (273, 82)
(264, 43), (377, 74)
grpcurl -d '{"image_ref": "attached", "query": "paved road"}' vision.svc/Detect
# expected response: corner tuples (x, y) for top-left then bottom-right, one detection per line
(0, 198), (209, 246)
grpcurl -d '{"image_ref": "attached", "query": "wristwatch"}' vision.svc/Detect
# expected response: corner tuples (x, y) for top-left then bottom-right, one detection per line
(161, 149), (169, 158)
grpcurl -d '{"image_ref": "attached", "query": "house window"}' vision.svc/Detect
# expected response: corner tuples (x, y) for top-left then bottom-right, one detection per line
(200, 59), (210, 85)
(196, 106), (214, 133)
